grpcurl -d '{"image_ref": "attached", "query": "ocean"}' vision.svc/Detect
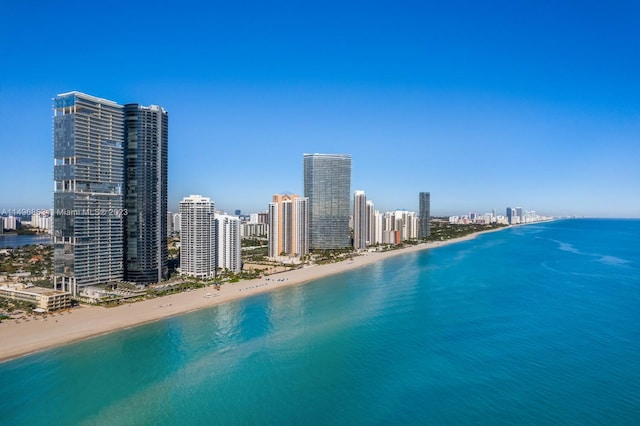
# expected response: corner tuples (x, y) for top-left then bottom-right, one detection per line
(1, 219), (639, 425)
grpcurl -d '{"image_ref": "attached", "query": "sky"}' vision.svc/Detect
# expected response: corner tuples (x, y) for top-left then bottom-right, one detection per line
(0, 0), (638, 218)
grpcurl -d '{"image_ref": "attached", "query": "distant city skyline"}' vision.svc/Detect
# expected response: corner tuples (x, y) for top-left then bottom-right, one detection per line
(1, 1), (639, 218)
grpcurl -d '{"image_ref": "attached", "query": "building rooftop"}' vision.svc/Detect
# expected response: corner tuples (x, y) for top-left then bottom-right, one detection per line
(0, 283), (69, 297)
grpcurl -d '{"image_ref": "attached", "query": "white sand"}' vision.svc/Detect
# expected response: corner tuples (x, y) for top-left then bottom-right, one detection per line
(0, 228), (506, 363)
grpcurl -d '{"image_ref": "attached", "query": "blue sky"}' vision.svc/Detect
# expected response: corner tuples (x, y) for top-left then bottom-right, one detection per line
(1, 0), (638, 217)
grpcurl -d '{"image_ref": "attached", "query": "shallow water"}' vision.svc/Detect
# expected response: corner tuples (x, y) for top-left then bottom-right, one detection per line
(1, 219), (639, 425)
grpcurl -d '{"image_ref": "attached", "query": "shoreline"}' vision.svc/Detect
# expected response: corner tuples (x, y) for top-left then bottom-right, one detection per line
(0, 225), (518, 363)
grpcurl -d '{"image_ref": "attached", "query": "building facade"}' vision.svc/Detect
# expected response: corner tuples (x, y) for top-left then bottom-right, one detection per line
(172, 213), (182, 234)
(0, 283), (71, 312)
(515, 207), (524, 224)
(123, 104), (168, 284)
(268, 194), (309, 258)
(53, 92), (124, 295)
(215, 213), (242, 273)
(3, 216), (18, 231)
(179, 195), (216, 279)
(353, 190), (367, 250)
(303, 153), (351, 250)
(506, 207), (513, 225)
(379, 210), (419, 244)
(418, 192), (431, 239)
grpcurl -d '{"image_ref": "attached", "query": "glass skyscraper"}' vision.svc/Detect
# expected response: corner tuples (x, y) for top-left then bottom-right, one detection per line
(53, 92), (125, 295)
(506, 207), (514, 224)
(419, 192), (431, 239)
(303, 153), (351, 250)
(123, 104), (168, 284)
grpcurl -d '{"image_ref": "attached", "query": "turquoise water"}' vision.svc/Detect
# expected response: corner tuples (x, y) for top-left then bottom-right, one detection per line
(1, 219), (639, 425)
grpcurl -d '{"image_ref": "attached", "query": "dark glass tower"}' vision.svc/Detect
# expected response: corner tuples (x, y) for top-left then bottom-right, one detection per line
(303, 153), (351, 250)
(53, 92), (124, 295)
(124, 104), (168, 284)
(419, 192), (431, 239)
(506, 207), (513, 225)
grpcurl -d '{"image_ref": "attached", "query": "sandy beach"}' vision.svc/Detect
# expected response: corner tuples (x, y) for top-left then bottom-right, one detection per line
(0, 228), (506, 363)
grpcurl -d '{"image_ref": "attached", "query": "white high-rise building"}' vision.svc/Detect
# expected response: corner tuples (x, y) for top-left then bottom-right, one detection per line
(515, 207), (524, 223)
(353, 190), (367, 250)
(366, 200), (376, 246)
(172, 213), (182, 234)
(379, 210), (418, 244)
(3, 216), (18, 231)
(29, 211), (52, 231)
(179, 195), (215, 279)
(372, 209), (383, 245)
(215, 213), (241, 273)
(293, 197), (309, 256)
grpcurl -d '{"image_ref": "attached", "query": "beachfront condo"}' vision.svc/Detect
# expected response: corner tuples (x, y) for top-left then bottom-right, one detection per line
(53, 92), (125, 296)
(303, 153), (351, 250)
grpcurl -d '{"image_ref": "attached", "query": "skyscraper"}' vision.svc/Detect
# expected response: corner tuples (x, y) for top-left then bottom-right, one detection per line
(268, 194), (309, 258)
(515, 207), (524, 224)
(368, 202), (383, 245)
(167, 211), (174, 236)
(53, 92), (124, 295)
(123, 104), (168, 284)
(506, 207), (513, 225)
(419, 192), (431, 239)
(179, 195), (216, 279)
(172, 213), (182, 234)
(215, 213), (242, 273)
(353, 190), (367, 250)
(303, 153), (351, 250)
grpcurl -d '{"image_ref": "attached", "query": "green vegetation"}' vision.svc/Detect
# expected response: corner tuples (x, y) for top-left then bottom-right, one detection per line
(242, 246), (268, 263)
(147, 280), (208, 298)
(242, 238), (268, 248)
(15, 227), (39, 235)
(0, 243), (53, 287)
(311, 248), (354, 265)
(240, 238), (269, 263)
(0, 297), (37, 315)
(425, 222), (506, 242)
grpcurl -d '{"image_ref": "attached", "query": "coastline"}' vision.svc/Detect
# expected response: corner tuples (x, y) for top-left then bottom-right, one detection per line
(0, 226), (512, 363)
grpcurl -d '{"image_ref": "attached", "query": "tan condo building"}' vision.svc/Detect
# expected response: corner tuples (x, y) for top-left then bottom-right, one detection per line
(268, 194), (309, 258)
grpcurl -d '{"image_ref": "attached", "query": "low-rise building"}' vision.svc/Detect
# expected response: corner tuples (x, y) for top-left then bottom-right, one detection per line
(0, 283), (71, 312)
